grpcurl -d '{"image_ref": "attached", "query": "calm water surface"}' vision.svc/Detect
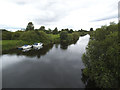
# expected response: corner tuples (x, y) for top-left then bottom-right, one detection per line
(1, 35), (90, 88)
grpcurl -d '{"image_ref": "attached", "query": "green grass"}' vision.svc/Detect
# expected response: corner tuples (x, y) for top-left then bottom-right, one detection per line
(1, 34), (60, 51)
(2, 40), (30, 51)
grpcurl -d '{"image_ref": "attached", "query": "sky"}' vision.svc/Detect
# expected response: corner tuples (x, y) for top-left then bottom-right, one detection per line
(0, 0), (119, 31)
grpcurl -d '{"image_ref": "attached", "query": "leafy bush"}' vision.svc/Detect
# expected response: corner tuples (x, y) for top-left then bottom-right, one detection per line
(82, 23), (119, 88)
(19, 31), (40, 43)
(2, 30), (12, 40)
(60, 31), (68, 41)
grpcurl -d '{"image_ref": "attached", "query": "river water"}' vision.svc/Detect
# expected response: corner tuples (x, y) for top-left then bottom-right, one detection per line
(1, 35), (90, 88)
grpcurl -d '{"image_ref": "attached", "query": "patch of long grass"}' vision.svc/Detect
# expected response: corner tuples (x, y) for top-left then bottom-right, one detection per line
(2, 40), (29, 51)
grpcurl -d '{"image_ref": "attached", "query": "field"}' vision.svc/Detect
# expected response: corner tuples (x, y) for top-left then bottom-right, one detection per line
(2, 40), (29, 51)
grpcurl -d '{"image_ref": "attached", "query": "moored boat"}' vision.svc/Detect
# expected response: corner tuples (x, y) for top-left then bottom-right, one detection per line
(32, 43), (43, 49)
(18, 45), (32, 50)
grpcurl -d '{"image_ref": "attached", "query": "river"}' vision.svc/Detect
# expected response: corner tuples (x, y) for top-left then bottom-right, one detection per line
(1, 34), (90, 88)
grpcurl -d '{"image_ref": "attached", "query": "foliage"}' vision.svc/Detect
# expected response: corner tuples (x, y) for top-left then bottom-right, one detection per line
(60, 31), (68, 41)
(39, 26), (45, 31)
(60, 31), (79, 44)
(11, 31), (23, 40)
(72, 32), (79, 41)
(2, 22), (89, 51)
(53, 27), (58, 34)
(90, 28), (93, 31)
(82, 22), (119, 88)
(68, 29), (74, 33)
(26, 22), (34, 31)
(19, 31), (40, 43)
(2, 30), (12, 40)
(2, 40), (28, 51)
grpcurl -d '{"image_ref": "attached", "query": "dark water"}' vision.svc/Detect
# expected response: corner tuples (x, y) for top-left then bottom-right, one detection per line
(1, 35), (90, 88)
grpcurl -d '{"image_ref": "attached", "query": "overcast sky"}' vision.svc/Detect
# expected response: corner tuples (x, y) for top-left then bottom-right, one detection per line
(0, 0), (119, 31)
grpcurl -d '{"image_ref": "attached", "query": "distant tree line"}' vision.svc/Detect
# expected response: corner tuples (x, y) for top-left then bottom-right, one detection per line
(2, 22), (90, 45)
(25, 22), (90, 34)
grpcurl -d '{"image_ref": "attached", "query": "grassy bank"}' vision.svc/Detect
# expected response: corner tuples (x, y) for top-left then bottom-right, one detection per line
(2, 40), (30, 51)
(2, 34), (60, 51)
(2, 29), (87, 51)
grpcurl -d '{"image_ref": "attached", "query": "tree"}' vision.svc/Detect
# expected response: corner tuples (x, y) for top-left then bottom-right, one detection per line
(82, 23), (119, 88)
(69, 29), (73, 33)
(26, 22), (34, 31)
(39, 26), (45, 31)
(47, 28), (52, 34)
(19, 31), (39, 42)
(60, 31), (68, 41)
(110, 22), (116, 25)
(2, 30), (12, 40)
(53, 27), (58, 34)
(90, 28), (93, 31)
(11, 32), (21, 40)
(72, 32), (79, 41)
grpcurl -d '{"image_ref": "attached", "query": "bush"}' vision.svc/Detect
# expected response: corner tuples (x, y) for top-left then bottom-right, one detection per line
(60, 31), (68, 41)
(11, 32), (22, 40)
(82, 23), (119, 88)
(2, 30), (12, 40)
(19, 31), (40, 43)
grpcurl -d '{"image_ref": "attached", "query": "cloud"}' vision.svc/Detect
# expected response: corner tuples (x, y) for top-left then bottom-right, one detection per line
(0, 0), (119, 31)
(92, 14), (118, 22)
(118, 1), (120, 21)
(0, 24), (23, 30)
(16, 1), (26, 5)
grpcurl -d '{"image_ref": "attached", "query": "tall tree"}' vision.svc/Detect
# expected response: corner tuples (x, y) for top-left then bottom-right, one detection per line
(39, 26), (45, 31)
(69, 29), (73, 33)
(26, 22), (34, 31)
(53, 27), (58, 34)
(90, 28), (93, 31)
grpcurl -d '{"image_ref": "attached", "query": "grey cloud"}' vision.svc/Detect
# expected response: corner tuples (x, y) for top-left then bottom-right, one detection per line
(33, 16), (59, 25)
(92, 14), (118, 22)
(31, 3), (70, 25)
(118, 1), (120, 19)
(0, 24), (23, 30)
(10, 0), (37, 5)
(16, 1), (27, 5)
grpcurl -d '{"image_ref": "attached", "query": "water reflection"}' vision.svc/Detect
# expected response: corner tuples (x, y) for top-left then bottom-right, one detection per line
(60, 39), (78, 50)
(2, 35), (90, 88)
(2, 44), (54, 59)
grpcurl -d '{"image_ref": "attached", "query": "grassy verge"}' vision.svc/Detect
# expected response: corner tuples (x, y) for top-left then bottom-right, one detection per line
(2, 40), (31, 51)
(1, 34), (60, 51)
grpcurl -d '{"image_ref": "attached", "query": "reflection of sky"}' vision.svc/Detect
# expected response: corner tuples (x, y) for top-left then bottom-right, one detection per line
(2, 35), (90, 88)
(44, 35), (90, 62)
(2, 55), (26, 69)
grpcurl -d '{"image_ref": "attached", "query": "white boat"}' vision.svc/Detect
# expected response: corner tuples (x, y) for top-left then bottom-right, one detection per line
(33, 43), (43, 49)
(18, 45), (32, 50)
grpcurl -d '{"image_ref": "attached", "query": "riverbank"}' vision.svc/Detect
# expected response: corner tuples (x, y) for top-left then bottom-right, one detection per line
(2, 29), (89, 51)
(2, 35), (90, 88)
(2, 34), (60, 51)
(82, 23), (119, 88)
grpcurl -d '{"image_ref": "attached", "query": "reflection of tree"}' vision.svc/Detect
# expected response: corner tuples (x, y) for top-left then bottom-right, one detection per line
(60, 43), (68, 50)
(60, 44), (68, 50)
(60, 38), (78, 50)
(2, 44), (53, 59)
